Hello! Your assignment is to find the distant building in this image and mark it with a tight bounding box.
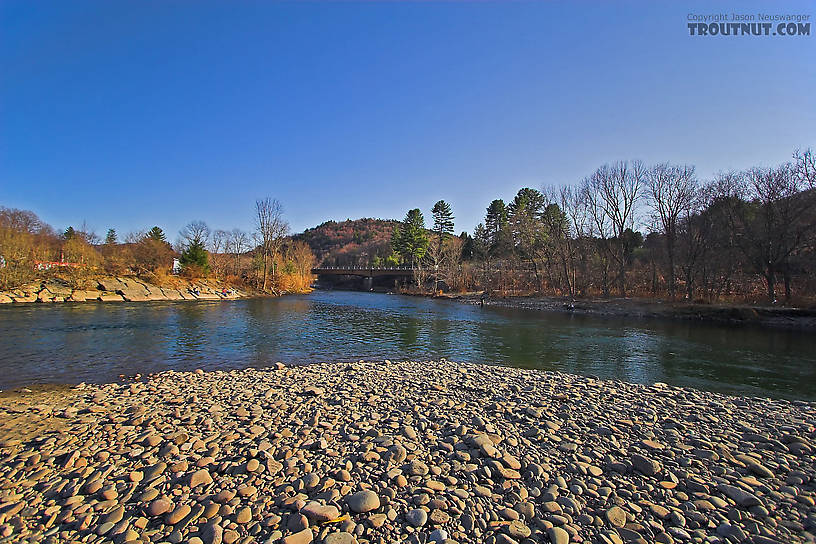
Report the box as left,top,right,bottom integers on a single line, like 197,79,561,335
172,258,181,274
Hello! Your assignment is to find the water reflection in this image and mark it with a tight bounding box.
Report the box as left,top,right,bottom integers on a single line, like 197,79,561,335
0,291,814,400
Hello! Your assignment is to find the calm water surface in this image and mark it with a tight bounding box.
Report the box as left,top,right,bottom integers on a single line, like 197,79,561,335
0,290,814,399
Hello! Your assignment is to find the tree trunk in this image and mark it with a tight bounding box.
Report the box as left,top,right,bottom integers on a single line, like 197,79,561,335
561,254,574,298
784,271,792,302
686,268,694,301
666,238,676,300
262,254,268,291
530,258,541,293
765,264,776,303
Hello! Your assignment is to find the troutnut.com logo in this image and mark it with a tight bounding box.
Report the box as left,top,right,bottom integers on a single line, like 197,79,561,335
687,13,811,36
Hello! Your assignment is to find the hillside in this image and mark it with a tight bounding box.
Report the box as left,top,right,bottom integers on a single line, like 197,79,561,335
294,218,399,267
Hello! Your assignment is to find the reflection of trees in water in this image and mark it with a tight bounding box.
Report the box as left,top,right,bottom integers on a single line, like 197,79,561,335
426,317,461,359
471,321,560,371
243,299,291,366
174,303,210,359
395,317,421,352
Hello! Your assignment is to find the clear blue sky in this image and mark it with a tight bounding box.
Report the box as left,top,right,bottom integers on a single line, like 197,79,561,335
2,1,814,239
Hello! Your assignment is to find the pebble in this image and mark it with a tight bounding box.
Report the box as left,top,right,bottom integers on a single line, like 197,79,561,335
405,508,428,527
346,490,380,513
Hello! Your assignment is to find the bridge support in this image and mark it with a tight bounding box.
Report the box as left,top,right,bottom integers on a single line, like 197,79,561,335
362,276,373,291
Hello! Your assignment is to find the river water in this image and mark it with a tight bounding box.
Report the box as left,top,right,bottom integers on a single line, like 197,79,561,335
0,290,813,399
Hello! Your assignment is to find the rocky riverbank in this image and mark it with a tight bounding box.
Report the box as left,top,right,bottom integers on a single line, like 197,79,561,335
0,360,814,544
0,276,249,304
450,294,816,331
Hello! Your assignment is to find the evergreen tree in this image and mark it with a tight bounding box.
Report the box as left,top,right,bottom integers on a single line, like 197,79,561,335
460,231,474,260
179,239,209,272
484,199,511,257
63,226,76,240
508,188,547,259
147,226,167,242
105,228,117,245
473,223,489,257
472,222,491,285
431,200,454,241
391,209,429,267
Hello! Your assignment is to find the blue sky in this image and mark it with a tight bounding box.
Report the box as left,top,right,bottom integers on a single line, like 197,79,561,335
2,1,814,239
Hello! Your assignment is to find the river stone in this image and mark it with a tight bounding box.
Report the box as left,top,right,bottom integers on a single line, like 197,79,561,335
324,533,357,544
385,444,407,464
236,506,252,524
148,498,173,516
302,502,340,523
405,508,428,527
202,523,223,544
346,490,380,513
189,468,213,487
718,484,762,507
282,528,313,544
507,520,531,538
632,454,661,476
406,459,429,476
749,462,774,479
167,504,191,525
143,462,167,481
429,509,450,524
548,526,570,544
605,506,627,527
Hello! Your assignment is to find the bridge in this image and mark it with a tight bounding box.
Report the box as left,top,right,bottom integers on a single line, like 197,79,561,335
311,266,416,278
311,266,417,290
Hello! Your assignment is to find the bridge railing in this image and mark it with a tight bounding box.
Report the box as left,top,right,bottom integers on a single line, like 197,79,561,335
312,266,417,271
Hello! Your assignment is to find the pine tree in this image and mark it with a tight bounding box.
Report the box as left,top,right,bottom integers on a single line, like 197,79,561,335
179,239,209,272
146,226,167,242
105,228,117,245
431,200,454,241
485,199,511,257
391,209,429,268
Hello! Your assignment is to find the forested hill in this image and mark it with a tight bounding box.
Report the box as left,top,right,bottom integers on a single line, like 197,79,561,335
293,218,399,267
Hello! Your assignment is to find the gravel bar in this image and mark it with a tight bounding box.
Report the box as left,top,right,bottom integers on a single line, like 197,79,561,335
0,360,814,544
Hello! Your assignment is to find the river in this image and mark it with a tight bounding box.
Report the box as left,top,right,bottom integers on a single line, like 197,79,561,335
0,290,813,399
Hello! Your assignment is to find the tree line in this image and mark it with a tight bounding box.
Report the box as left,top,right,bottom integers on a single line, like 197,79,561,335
389,148,816,304
0,197,315,294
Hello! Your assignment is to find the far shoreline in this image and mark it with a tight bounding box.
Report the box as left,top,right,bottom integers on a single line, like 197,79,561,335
0,274,311,305
5,278,815,332
415,291,816,332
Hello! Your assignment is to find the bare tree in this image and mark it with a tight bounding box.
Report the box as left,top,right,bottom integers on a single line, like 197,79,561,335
228,229,250,276
178,220,210,250
441,236,464,291
255,198,289,291
210,229,229,278
584,161,645,297
78,221,101,245
794,148,815,189
543,185,586,298
731,163,816,302
645,163,697,299
559,184,592,297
